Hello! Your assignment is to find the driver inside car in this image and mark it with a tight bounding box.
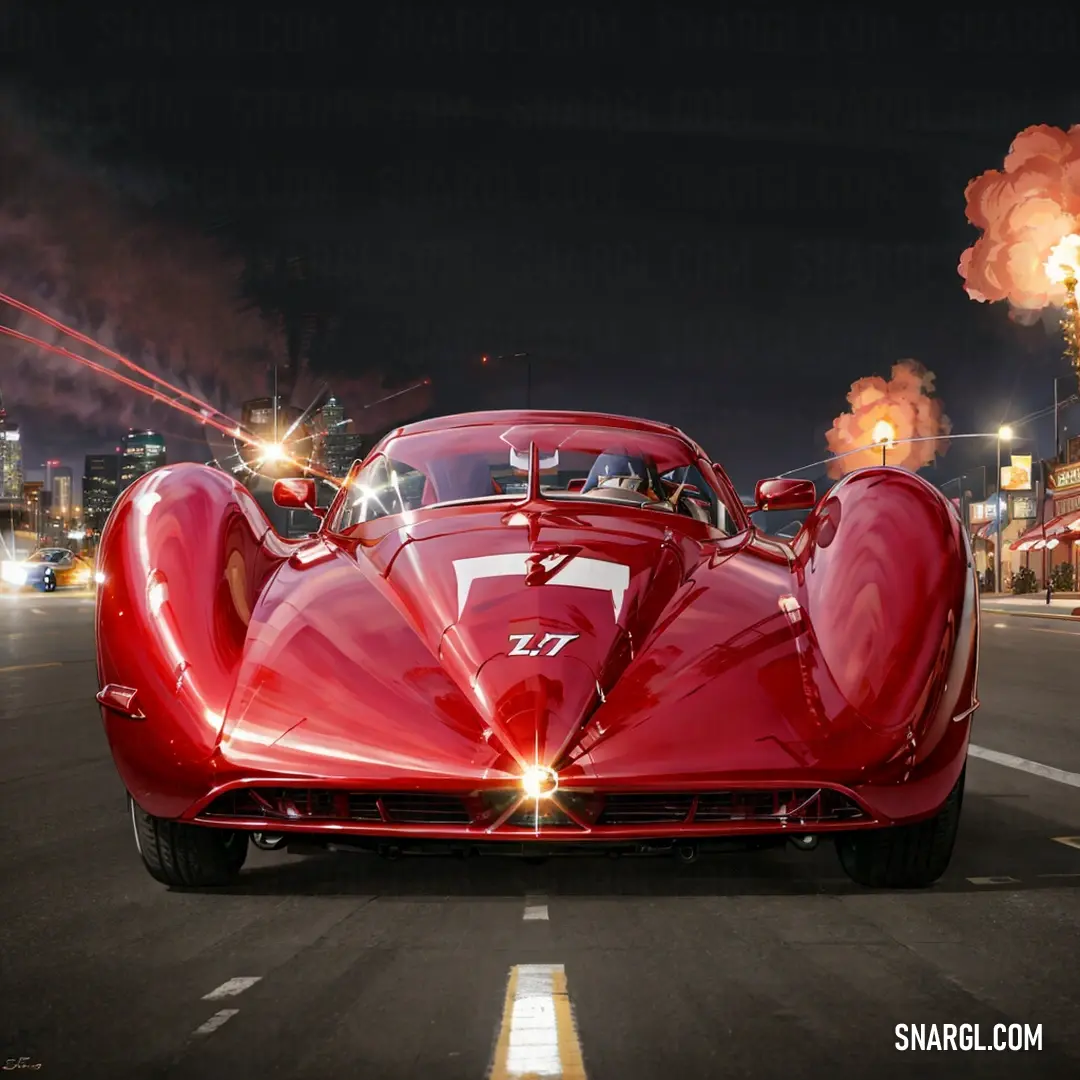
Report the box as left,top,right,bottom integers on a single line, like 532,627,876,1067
580,451,664,503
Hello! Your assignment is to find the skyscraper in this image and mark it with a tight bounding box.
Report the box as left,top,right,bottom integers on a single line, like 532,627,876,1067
316,396,364,478
51,466,73,521
120,430,167,490
0,387,24,504
83,454,120,532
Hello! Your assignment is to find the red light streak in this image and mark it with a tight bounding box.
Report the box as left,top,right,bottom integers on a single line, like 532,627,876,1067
0,289,431,486
0,323,336,484
0,290,233,427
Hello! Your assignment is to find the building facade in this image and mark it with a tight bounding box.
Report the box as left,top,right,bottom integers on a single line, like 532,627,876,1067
83,454,121,532
0,387,23,505
316,396,364,478
51,466,74,522
120,431,166,490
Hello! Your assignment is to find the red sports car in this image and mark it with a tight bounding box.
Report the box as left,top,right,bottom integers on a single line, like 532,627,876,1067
95,410,978,889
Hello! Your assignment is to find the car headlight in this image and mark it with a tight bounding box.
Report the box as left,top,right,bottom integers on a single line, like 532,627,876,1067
1,562,27,586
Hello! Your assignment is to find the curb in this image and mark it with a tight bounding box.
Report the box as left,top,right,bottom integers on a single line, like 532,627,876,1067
982,607,1080,622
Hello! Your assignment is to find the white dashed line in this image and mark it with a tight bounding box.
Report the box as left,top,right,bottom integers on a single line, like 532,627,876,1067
523,899,549,921
966,876,1020,885
30,608,44,615
969,745,1080,789
202,977,262,1000
193,1010,238,1036
992,623,1007,628
1051,837,1080,851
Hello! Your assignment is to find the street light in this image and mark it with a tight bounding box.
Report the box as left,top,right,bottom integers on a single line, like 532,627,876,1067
872,419,896,466
995,425,1013,595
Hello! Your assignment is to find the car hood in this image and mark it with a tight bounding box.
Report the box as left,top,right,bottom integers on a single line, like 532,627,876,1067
215,510,735,780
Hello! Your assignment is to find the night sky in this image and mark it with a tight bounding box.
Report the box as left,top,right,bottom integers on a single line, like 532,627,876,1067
4,2,1080,500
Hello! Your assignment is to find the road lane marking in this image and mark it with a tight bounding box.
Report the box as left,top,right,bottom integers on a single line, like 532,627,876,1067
966,876,1020,885
1051,837,1080,851
986,619,1080,635
0,662,62,674
489,964,587,1080
981,608,1080,621
969,745,1080,789
524,896,549,921
203,977,262,1000
193,1010,239,1036
1038,872,1080,878
30,608,44,615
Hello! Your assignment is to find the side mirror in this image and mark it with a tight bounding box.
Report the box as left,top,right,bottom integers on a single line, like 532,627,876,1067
753,478,817,512
272,478,323,516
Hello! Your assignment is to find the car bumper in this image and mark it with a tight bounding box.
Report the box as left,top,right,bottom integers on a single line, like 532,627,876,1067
172,714,971,842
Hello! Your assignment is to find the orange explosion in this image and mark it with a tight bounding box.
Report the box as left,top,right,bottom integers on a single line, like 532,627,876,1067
960,124,1080,316
825,360,951,478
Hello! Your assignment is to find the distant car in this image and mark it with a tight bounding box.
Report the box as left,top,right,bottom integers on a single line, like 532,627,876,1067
1,547,94,591
96,409,978,890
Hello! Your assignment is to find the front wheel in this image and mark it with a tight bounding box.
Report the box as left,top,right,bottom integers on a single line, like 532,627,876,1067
835,766,965,888
129,796,248,887
43,571,56,592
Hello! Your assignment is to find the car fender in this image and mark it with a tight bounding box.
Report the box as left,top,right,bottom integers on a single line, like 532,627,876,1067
791,467,977,773
95,463,294,815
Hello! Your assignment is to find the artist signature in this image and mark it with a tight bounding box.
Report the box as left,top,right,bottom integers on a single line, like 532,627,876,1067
2,1059,42,1071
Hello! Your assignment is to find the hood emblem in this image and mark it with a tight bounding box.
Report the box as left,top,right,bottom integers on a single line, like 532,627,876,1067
508,632,579,657
453,553,630,618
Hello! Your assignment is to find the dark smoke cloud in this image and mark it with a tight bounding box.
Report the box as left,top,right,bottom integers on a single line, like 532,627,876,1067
0,100,428,438
824,360,951,479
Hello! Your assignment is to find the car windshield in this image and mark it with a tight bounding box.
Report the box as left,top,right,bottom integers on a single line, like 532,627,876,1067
27,551,68,563
329,422,738,533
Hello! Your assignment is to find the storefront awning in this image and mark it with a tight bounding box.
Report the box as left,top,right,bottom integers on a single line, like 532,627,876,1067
1009,510,1080,550
1046,508,1080,537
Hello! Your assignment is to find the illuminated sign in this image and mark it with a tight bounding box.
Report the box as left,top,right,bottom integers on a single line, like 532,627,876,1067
1,430,18,441
1010,495,1036,519
1053,462,1080,491
1000,455,1032,490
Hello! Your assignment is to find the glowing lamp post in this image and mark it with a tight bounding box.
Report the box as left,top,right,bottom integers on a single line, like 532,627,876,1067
995,425,1013,595
872,420,896,466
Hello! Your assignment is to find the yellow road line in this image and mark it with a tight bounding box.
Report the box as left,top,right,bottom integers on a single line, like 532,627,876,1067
0,661,63,674
489,964,587,1080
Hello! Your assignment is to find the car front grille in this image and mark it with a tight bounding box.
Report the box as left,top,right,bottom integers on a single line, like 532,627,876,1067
199,786,867,828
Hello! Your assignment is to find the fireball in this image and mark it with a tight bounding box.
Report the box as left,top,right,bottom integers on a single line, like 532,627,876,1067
825,360,951,479
960,125,1080,313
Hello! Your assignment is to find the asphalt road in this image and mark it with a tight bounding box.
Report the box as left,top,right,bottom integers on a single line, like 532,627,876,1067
2,593,1079,1080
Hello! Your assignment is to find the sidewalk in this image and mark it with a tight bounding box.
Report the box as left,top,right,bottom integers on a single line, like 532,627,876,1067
980,594,1080,619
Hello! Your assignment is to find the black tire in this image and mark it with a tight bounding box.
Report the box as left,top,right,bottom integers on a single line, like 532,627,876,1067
43,572,56,592
129,796,248,887
835,766,965,888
